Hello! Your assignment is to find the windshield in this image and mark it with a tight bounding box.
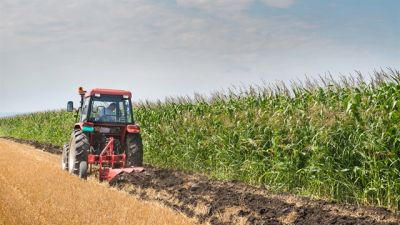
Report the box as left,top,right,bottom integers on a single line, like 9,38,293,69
88,95,133,124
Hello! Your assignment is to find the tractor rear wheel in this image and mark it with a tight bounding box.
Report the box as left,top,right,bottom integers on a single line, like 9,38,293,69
68,129,89,179
126,133,143,167
61,144,69,171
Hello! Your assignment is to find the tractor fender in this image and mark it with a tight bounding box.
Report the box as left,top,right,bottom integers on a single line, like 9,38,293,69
74,123,83,130
127,124,141,133
74,122,95,130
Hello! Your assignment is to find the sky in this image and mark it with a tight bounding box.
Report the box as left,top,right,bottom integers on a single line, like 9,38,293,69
0,0,399,114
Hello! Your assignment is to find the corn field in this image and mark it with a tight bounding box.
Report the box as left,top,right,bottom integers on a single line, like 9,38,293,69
1,69,399,211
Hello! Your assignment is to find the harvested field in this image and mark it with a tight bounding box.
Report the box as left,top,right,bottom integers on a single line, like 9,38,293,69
3,138,399,225
0,139,196,225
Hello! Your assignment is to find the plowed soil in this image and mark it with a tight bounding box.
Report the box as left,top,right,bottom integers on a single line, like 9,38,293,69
0,139,196,225
113,167,399,225
3,138,400,225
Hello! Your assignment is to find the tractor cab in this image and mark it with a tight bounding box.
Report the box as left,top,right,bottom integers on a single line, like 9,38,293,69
64,87,144,181
68,88,134,124
81,89,133,124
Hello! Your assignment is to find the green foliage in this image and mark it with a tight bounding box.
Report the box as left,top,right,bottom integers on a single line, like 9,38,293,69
0,110,75,146
0,69,399,211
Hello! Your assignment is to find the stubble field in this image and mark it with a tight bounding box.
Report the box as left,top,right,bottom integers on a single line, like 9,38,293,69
0,139,195,225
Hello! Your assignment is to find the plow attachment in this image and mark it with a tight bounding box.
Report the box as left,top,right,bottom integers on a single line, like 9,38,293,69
87,137,145,182
102,167,145,182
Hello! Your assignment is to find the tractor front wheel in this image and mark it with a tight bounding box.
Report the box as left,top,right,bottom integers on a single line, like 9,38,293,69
68,129,89,179
126,133,143,167
78,161,88,179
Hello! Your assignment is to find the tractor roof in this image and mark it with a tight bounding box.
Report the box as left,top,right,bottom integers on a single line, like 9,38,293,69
85,88,132,98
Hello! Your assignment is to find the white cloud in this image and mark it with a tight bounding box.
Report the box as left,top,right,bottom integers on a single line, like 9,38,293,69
261,0,296,8
176,0,252,13
176,0,297,11
0,0,315,56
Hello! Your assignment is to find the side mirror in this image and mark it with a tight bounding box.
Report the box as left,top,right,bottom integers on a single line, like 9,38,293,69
67,101,74,112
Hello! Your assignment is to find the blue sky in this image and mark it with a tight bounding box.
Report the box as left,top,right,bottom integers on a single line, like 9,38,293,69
0,0,399,114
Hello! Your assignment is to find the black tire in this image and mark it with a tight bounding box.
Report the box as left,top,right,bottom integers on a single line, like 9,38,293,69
61,144,69,171
126,133,143,167
68,130,89,177
78,161,88,179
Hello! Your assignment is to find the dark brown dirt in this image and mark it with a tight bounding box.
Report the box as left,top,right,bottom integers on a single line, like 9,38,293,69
4,137,61,154
111,166,399,225
6,137,400,225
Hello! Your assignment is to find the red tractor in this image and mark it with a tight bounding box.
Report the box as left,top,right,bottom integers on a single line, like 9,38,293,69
62,87,144,181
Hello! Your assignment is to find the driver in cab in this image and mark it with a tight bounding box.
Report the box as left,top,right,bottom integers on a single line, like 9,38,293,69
99,103,117,122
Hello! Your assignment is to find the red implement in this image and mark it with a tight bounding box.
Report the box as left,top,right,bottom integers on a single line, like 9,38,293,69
88,137,144,182
104,167,145,181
